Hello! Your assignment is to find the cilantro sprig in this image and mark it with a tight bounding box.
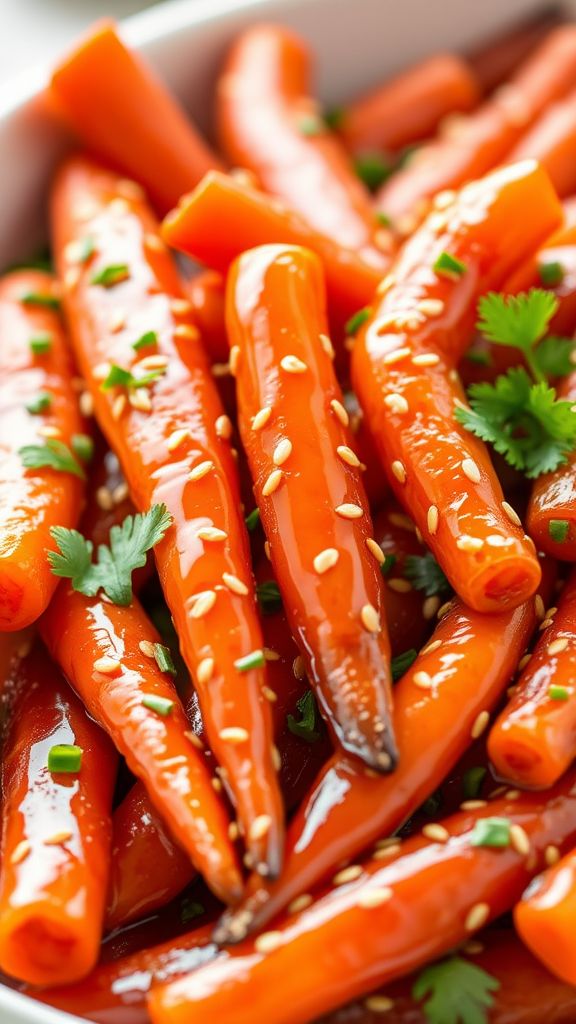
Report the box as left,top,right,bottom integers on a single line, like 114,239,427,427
20,439,86,479
287,690,320,743
404,553,451,598
48,504,172,606
413,956,499,1024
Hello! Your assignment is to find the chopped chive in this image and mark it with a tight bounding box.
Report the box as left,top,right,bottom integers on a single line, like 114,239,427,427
71,434,94,463
381,553,396,576
324,107,345,131
375,211,393,228
25,391,52,414
297,114,325,136
245,507,260,531
141,694,175,717
391,648,418,682
102,365,132,390
21,291,60,310
256,580,282,614
287,689,320,743
353,153,393,191
465,348,492,367
234,649,265,672
29,333,53,355
549,519,569,543
549,684,571,701
422,789,443,817
462,765,487,800
91,264,130,288
48,743,83,773
345,306,372,337
434,251,467,279
132,330,158,351
539,261,565,288
180,899,205,925
470,816,510,848
154,643,177,676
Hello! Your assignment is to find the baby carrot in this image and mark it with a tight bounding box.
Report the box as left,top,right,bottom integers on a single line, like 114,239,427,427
0,269,84,631
187,270,228,364
228,243,396,771
527,370,576,559
468,8,565,94
510,88,576,198
50,20,221,214
515,845,576,986
51,153,284,880
0,643,116,985
373,504,433,656
503,217,576,336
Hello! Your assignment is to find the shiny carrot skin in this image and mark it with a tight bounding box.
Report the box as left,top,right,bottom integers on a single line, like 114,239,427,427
527,371,576,559
187,270,228,365
149,774,576,1024
503,217,576,336
352,161,560,612
510,88,576,198
162,171,382,331
216,574,549,941
338,55,480,155
375,25,576,223
515,845,576,986
372,505,431,656
217,24,387,265
50,20,221,214
51,155,283,879
228,243,396,770
488,568,576,789
0,269,84,630
0,643,116,985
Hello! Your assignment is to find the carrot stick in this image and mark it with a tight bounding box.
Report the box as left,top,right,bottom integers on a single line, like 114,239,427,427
228,243,396,770
217,25,387,265
162,170,382,331
216,568,551,942
375,25,576,224
515,844,576,986
0,643,117,985
527,370,576,559
509,88,576,198
467,8,566,94
51,153,284,880
338,55,480,155
0,269,85,631
148,773,576,1024
353,161,560,612
503,217,576,336
49,20,222,215
187,270,228,364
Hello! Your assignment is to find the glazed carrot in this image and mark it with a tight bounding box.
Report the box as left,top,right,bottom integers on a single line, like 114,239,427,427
503,217,576,336
162,171,382,331
149,774,576,1024
375,25,576,224
0,269,85,631
0,643,116,985
187,270,228,364
527,371,576,559
515,845,576,986
509,88,576,197
217,25,387,266
216,573,549,941
338,55,480,155
50,20,221,214
352,161,560,612
488,568,576,788
372,505,431,656
228,243,396,770
468,8,565,94
51,154,284,880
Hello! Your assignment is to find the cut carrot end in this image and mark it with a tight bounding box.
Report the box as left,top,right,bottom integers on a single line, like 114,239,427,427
467,556,541,613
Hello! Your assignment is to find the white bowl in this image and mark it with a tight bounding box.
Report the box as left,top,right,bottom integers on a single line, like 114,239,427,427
0,0,566,1018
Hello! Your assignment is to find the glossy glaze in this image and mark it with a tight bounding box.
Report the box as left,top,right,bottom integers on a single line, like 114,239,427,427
528,371,576,559
504,216,576,336
373,505,431,656
510,88,576,197
515,845,576,987
352,161,560,612
0,644,116,985
51,154,284,881
0,270,84,631
187,271,229,365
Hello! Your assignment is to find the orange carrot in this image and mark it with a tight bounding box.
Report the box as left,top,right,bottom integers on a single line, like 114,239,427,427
515,844,576,986
527,370,576,559
510,88,576,198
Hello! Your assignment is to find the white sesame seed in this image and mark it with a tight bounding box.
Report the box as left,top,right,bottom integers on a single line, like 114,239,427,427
434,190,456,210
465,903,490,932
37,425,61,439
387,578,412,593
501,501,522,527
548,638,569,655
461,458,481,483
423,596,441,620
313,548,340,574
364,996,395,1013
249,815,272,841
93,361,112,381
174,324,200,341
471,710,490,739
197,526,228,542
421,639,442,655
264,540,271,561
10,840,31,865
252,406,272,432
263,686,277,702
534,595,545,619
44,830,73,845
262,468,284,496
219,727,249,744
215,414,233,439
545,844,560,866
229,345,240,375
191,590,217,618
112,482,129,507
112,394,127,420
79,391,94,416
383,347,411,366
422,823,450,842
139,355,168,371
293,655,306,680
414,671,434,689
139,640,156,658
196,658,215,685
273,438,292,466
518,653,531,671
427,505,439,535
189,460,214,482
510,824,530,856
460,800,487,811
144,232,165,252
330,398,349,426
320,333,335,358
255,931,283,954
357,886,393,908
335,503,364,520
222,573,249,596
288,894,313,914
280,354,307,374
170,298,193,316
129,389,152,412
366,537,385,564
95,486,113,511
263,648,280,662
337,445,361,468
333,865,363,886
361,603,380,633
437,600,453,619
166,428,190,452
93,656,121,675
384,393,409,414
418,299,445,317
412,352,440,367
272,744,281,771
212,777,223,792
391,460,407,484
456,535,484,553
228,822,240,842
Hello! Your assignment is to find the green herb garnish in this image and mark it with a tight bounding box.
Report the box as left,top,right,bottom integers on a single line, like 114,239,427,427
154,643,177,676
549,519,570,543
142,694,175,717
404,553,451,598
48,744,83,773
462,766,487,800
354,153,393,191
434,251,467,279
29,332,53,354
234,649,265,673
20,440,85,479
21,292,60,310
470,816,510,848
549,684,571,701
245,507,261,531
256,580,283,614
413,956,499,1024
90,264,130,287
132,331,158,351
101,363,164,391
71,434,94,463
539,260,565,287
287,690,320,743
391,648,418,681
25,392,52,414
345,306,372,336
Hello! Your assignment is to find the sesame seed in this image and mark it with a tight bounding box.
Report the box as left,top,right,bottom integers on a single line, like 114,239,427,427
384,393,409,414
10,840,31,865
293,655,306,680
412,352,440,367
421,638,442,655
139,355,169,370
422,823,450,842
434,189,456,210
389,512,415,531
460,800,487,810
170,298,193,316
391,460,407,484
219,727,249,744
143,232,165,252
313,548,339,574
373,845,402,861
190,590,217,618
197,526,228,542
129,389,152,412
222,573,249,596
288,894,313,914
255,931,283,954
510,824,530,856
501,501,521,527
366,537,385,564
437,600,453,619
456,536,484,553
330,398,349,425
333,865,363,886
534,595,545,619
414,671,434,689
518,653,531,671
249,815,272,841
461,458,481,483
262,468,284,496
271,744,282,771
185,730,204,750
189,460,214,482
335,503,364,520
263,686,277,703
357,886,393,908
337,445,361,468
320,333,335,358
228,822,240,842
229,345,240,375
166,428,190,452
418,298,445,317
44,830,73,845
212,777,223,792
96,486,114,511
280,354,307,374
383,347,411,366
471,710,489,739
174,324,200,342
422,596,441,619
427,505,439,535
139,640,156,658
263,648,280,662
264,540,271,560
505,789,521,800
108,309,126,333
364,996,395,1013
37,425,61,439
112,394,126,420
273,438,292,466
93,656,121,675
465,903,490,932
374,228,395,252
387,578,412,594
197,658,215,685
545,844,560,866
79,391,94,416
252,407,272,432
213,363,231,377
361,603,380,633
112,482,129,505
215,414,233,439
548,638,569,655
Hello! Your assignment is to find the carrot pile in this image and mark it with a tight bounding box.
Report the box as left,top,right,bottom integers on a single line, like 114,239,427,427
3,10,576,1024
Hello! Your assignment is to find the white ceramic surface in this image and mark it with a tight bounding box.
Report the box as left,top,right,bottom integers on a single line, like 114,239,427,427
0,0,570,1019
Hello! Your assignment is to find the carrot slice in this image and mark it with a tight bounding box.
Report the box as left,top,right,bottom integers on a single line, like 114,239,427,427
515,845,576,986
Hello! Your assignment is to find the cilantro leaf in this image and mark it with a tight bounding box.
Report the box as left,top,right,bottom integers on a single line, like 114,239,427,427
48,504,172,606
456,368,576,478
256,580,283,614
404,553,451,598
19,440,85,479
287,690,320,743
477,290,558,355
532,335,575,379
392,648,418,681
413,956,499,1024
